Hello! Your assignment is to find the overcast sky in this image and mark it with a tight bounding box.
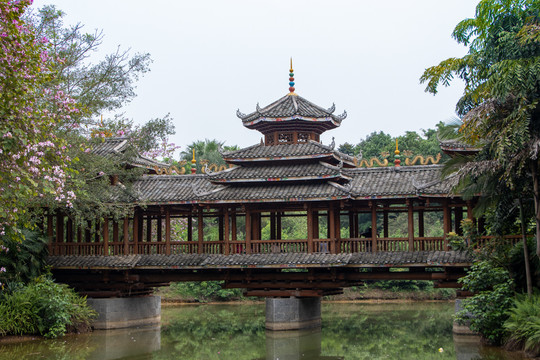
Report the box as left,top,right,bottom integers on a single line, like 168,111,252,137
32,0,478,150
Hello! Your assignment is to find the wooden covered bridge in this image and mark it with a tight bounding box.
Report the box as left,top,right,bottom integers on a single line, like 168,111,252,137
45,66,510,302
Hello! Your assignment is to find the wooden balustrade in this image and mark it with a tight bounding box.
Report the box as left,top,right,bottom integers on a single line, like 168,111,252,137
50,235,527,256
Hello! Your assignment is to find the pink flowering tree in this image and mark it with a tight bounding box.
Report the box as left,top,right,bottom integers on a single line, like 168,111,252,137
0,0,79,239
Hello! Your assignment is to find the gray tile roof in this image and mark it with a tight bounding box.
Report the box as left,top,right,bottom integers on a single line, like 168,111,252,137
345,165,451,198
91,137,167,170
47,251,472,269
237,94,346,124
207,162,348,183
134,175,214,203
222,141,355,165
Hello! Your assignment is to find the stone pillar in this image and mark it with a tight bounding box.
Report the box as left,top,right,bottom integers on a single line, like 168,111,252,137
265,297,321,331
87,295,161,330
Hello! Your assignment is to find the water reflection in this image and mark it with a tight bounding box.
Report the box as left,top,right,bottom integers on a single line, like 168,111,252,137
0,302,529,360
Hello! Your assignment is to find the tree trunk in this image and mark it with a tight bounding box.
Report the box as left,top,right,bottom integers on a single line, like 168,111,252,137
518,198,533,297
531,160,540,259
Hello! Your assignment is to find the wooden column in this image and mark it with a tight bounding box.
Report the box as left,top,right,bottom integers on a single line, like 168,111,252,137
276,212,282,240
334,207,341,253
146,215,152,242
443,200,451,251
466,201,474,220
313,211,319,239
165,209,171,255
348,211,355,239
157,215,162,242
270,212,276,240
55,214,63,254
407,200,414,251
133,211,139,255
47,214,54,254
370,202,377,253
245,209,252,254
188,213,193,242
66,219,73,243
252,212,261,241
231,210,237,241
329,205,336,254
113,221,119,243
418,209,425,237
123,217,129,255
85,220,91,243
455,207,463,235
353,212,359,238
224,208,230,255
383,210,389,238
307,206,314,253
218,210,224,241
198,208,204,254
103,218,109,255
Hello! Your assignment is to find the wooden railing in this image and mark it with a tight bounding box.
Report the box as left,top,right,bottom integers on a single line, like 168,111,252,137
51,235,524,256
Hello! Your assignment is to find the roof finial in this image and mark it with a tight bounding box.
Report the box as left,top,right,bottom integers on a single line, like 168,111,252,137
288,57,296,95
191,148,197,174
394,139,401,167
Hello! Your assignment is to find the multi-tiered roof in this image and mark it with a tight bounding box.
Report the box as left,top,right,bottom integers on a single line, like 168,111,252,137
130,62,453,205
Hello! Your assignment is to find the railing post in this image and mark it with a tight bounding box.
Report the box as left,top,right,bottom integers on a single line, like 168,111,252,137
103,217,109,256
165,209,171,255
407,200,414,251
370,201,377,253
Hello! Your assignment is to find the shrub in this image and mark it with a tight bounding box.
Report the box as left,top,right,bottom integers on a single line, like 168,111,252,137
504,294,540,356
455,261,514,344
0,276,96,338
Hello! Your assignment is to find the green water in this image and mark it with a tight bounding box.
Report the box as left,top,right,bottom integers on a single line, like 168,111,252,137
0,302,526,360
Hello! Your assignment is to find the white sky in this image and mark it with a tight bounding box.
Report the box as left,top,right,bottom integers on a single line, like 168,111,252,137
32,0,478,150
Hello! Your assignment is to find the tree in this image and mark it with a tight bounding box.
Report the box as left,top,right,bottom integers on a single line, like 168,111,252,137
180,139,239,173
420,0,540,257
30,5,151,124
0,0,79,238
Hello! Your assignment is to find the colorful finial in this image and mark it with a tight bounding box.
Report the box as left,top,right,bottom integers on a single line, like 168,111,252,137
288,57,296,94
191,148,197,174
394,139,401,167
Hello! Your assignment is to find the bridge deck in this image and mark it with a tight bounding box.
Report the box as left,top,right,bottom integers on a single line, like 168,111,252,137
48,250,472,270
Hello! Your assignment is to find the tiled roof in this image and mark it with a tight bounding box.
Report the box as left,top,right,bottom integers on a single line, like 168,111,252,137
237,94,346,125
439,139,480,151
222,141,355,165
346,165,451,198
91,137,168,170
134,175,215,203
47,251,472,269
207,162,348,183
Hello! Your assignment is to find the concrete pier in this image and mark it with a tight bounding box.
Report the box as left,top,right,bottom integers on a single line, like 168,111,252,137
87,295,161,330
265,297,321,331
453,298,477,335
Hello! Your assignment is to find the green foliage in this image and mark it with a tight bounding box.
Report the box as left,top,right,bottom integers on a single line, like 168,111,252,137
504,293,540,355
0,276,96,338
167,281,244,302
456,261,515,344
0,228,48,290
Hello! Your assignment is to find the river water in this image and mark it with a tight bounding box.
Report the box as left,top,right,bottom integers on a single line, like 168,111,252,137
0,302,527,360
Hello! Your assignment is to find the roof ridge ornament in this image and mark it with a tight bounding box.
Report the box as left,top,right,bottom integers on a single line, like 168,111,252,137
236,109,247,119
330,136,335,150
336,110,347,121
287,57,297,96
327,103,336,114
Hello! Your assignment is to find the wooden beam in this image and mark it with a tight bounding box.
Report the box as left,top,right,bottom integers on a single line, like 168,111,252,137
198,208,204,254
165,209,171,255
407,200,414,251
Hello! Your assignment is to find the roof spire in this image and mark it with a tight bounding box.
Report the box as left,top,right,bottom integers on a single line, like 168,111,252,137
394,139,401,167
288,57,297,96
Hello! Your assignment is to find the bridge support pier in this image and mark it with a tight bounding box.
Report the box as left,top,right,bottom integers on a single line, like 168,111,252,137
265,297,321,331
453,298,476,335
87,296,161,330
